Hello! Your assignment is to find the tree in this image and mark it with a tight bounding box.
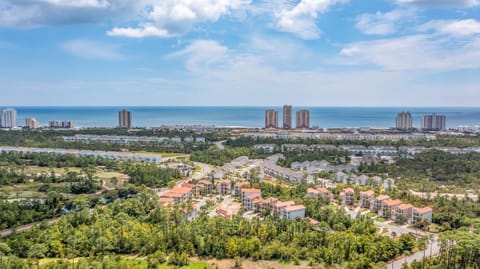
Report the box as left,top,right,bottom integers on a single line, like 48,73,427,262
28,244,47,269
0,243,11,264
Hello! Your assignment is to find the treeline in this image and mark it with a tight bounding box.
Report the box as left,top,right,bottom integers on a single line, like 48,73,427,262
0,194,417,268
359,150,480,184
190,147,271,166
277,149,351,167
225,135,480,148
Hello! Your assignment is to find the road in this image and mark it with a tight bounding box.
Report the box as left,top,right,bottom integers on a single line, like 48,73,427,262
386,237,440,269
192,162,212,180
0,218,60,237
409,189,478,201
213,140,226,150
208,196,233,217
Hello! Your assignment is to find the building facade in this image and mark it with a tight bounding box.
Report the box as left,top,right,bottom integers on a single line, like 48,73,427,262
0,108,17,128
119,109,132,129
265,109,279,129
25,117,40,129
283,105,292,129
296,110,310,129
421,113,446,131
396,112,413,130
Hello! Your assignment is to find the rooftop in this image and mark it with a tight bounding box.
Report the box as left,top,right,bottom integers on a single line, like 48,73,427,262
376,195,391,200
384,199,402,206
344,188,355,193
361,190,375,196
398,203,413,210
414,207,433,214
285,205,306,211
242,188,261,193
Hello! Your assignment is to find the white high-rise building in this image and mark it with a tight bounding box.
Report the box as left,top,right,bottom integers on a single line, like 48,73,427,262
0,108,17,128
396,112,413,130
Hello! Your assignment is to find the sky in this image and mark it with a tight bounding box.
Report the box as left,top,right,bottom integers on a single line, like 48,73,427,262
0,0,479,106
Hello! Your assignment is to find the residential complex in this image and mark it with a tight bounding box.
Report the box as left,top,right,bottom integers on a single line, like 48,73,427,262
0,146,162,163
0,108,17,128
396,112,412,130
421,113,446,131
265,109,279,129
119,109,132,129
296,109,310,129
283,105,292,129
24,117,40,129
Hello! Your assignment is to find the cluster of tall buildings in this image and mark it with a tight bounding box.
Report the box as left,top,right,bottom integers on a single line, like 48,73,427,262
0,108,17,128
265,105,310,129
396,112,447,131
49,120,74,129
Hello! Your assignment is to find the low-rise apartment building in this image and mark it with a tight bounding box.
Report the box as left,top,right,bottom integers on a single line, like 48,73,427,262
216,179,231,195
360,190,375,208
412,207,433,224
380,199,402,218
341,188,355,205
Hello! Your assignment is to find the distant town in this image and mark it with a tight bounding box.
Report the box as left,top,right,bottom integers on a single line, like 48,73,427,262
0,106,473,134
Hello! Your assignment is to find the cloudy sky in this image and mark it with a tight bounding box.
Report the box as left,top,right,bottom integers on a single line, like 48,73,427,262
0,0,479,106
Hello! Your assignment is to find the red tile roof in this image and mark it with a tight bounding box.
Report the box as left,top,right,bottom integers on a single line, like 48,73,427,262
398,203,413,210
361,190,375,196
285,205,306,211
384,199,402,206
414,207,432,214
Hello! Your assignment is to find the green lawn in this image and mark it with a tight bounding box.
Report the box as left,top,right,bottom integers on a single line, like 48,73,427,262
376,217,386,222
366,212,377,218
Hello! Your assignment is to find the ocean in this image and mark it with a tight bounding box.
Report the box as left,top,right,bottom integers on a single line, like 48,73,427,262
6,106,480,129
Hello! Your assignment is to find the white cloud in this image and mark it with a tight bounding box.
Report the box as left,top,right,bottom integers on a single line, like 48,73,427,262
61,39,124,60
274,0,348,39
108,0,251,38
356,9,413,35
167,40,230,72
395,0,479,8
39,0,110,8
419,19,480,37
339,34,480,71
107,25,171,38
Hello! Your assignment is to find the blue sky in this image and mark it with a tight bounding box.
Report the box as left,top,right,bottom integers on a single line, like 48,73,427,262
0,0,479,106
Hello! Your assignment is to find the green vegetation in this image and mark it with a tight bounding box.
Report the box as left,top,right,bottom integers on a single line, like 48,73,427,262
0,130,214,154
0,191,416,268
225,135,480,148
360,150,480,186
0,152,181,229
190,147,270,166
398,230,480,269
276,149,351,167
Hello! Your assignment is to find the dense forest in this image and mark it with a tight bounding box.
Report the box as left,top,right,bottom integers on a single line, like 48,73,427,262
190,147,271,166
0,191,419,269
276,149,351,167
359,150,480,185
